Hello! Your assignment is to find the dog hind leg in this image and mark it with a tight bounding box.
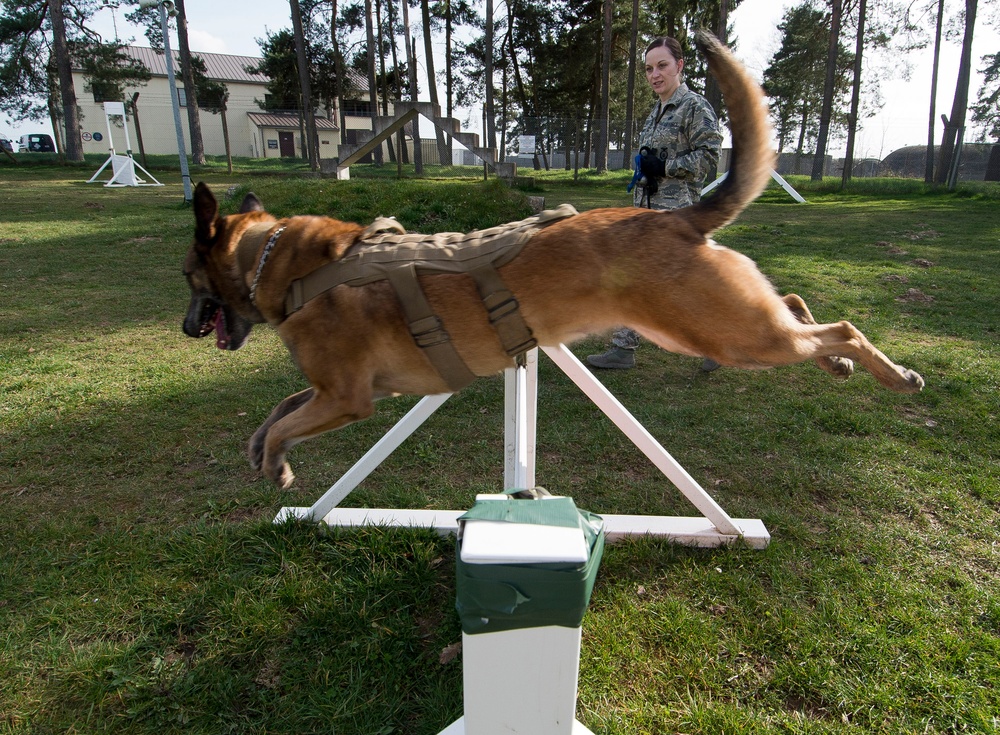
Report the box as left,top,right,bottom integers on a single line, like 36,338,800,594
782,294,855,380
795,318,924,393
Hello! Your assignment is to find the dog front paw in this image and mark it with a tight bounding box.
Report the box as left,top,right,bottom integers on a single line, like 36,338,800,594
264,460,296,489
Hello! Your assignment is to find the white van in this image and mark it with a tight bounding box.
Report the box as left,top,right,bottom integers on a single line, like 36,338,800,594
19,133,56,153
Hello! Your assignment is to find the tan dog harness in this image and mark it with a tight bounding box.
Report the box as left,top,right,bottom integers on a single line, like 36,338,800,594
282,203,579,391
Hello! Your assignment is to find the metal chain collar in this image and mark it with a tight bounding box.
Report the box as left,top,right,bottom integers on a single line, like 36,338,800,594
249,226,286,308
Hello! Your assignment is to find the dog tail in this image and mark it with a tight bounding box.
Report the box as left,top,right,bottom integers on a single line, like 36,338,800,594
678,31,776,237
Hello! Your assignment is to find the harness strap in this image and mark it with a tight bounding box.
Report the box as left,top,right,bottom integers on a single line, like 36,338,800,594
468,263,537,357
385,264,477,391
280,204,578,392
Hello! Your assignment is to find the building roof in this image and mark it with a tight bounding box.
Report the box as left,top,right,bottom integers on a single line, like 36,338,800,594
121,46,368,92
124,46,269,85
247,112,339,131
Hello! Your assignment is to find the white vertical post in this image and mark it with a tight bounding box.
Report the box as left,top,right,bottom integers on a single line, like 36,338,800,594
504,348,538,489
103,104,117,157
460,626,589,735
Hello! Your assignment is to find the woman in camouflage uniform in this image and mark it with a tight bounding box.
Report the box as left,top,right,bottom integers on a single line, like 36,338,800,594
587,36,723,371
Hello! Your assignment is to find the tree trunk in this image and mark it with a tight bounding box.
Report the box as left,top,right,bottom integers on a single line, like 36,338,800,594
500,50,508,162
935,0,978,185
485,0,496,156
841,0,866,186
174,0,206,165
505,19,536,168
421,0,449,164
811,0,841,181
704,0,729,182
925,0,945,183
795,100,810,174
595,0,612,172
364,0,384,165
47,91,65,162
290,0,319,169
48,0,84,162
221,102,233,174
130,93,148,168
375,0,397,164
444,0,453,164
386,0,408,164
565,117,572,171
622,0,640,168
402,0,422,174
330,0,347,145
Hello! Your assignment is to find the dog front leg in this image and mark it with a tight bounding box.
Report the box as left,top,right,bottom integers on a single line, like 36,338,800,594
259,389,376,489
249,388,315,472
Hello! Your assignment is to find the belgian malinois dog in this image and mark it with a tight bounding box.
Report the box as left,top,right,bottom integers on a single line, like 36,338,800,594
183,32,923,489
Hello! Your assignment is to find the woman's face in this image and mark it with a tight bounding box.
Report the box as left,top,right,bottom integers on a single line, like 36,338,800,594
645,46,683,101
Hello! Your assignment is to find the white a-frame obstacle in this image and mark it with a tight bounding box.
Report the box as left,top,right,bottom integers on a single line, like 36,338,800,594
275,344,769,549
88,101,162,188
702,168,805,203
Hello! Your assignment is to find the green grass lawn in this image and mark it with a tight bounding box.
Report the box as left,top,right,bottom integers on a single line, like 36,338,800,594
2,160,999,734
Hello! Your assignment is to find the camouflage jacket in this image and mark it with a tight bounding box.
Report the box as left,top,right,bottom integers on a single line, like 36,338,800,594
633,83,722,210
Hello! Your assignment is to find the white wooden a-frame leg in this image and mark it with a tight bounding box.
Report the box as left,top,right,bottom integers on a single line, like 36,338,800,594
274,392,452,523
700,169,805,203
540,344,743,536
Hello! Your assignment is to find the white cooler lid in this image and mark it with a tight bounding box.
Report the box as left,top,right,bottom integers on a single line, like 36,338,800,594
460,496,589,565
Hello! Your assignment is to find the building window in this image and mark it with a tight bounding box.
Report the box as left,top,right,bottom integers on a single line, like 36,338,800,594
342,100,372,117
91,83,119,103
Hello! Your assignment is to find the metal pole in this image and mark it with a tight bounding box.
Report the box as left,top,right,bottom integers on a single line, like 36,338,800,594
159,2,192,201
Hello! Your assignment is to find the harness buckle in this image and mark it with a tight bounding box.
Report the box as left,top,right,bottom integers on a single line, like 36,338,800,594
409,315,451,348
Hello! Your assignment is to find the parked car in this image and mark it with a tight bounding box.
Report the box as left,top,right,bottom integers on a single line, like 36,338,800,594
0,137,14,153
19,133,56,153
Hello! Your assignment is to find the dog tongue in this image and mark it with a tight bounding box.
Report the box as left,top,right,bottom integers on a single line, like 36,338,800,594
214,310,230,350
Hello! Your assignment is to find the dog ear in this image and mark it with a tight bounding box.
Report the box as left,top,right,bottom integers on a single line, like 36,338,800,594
193,182,219,246
240,193,264,213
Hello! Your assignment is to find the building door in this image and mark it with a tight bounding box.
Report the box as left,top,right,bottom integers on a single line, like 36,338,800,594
279,131,295,158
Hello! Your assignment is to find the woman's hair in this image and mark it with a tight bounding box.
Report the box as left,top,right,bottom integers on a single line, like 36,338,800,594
644,36,683,63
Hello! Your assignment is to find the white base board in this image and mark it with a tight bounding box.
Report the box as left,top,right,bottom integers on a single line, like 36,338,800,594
274,506,770,549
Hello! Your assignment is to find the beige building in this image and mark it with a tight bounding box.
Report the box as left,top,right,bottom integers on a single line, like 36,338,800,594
72,46,374,161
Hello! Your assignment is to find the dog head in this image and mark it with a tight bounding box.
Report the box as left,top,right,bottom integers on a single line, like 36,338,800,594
182,182,274,350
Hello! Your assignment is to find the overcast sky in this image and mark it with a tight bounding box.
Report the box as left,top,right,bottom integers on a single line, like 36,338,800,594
4,0,998,159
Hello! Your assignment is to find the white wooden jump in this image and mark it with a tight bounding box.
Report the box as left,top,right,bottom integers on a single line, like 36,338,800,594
275,344,769,549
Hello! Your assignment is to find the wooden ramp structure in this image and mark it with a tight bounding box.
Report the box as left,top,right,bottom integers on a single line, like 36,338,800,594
328,101,496,178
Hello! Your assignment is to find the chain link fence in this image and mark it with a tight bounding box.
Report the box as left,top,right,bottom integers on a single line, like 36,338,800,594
435,115,998,181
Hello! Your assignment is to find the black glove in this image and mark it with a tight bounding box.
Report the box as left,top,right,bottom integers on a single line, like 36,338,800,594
639,151,667,181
